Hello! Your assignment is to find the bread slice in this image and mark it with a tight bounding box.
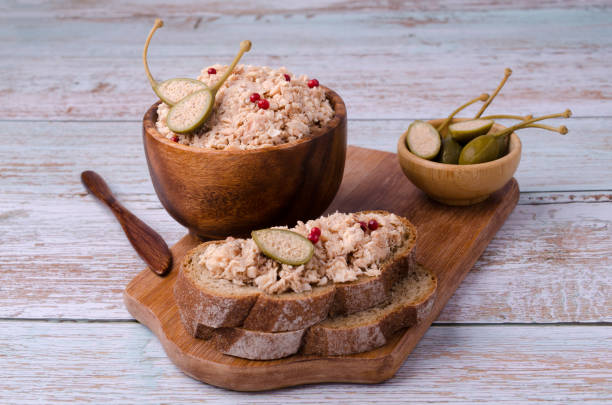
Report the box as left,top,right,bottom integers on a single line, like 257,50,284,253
209,265,436,360
211,327,306,360
174,210,417,334
301,265,437,356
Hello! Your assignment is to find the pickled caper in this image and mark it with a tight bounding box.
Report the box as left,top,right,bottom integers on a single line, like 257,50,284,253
142,19,209,106
437,130,463,164
405,121,441,160
449,119,494,144
252,229,314,266
458,134,501,165
167,40,252,133
436,93,489,133
401,66,571,166
459,110,572,165
474,68,512,118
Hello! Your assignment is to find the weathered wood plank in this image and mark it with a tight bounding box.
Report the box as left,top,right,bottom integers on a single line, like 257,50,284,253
1,6,610,119
0,321,609,402
5,5,611,58
438,202,612,323
4,0,610,19
1,2,609,401
1,193,609,322
1,118,609,194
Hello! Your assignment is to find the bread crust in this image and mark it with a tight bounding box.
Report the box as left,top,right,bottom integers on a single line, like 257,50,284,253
174,210,418,335
212,327,306,360
301,267,437,356
242,285,335,332
207,266,436,360
174,247,260,334
328,211,417,316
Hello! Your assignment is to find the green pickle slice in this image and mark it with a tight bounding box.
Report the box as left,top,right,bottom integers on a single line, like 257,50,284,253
166,39,251,134
142,19,210,106
155,78,208,106
252,229,314,266
449,119,494,144
405,121,441,160
167,89,214,133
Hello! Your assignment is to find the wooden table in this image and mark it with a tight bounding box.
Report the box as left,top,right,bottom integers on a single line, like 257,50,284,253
1,1,610,403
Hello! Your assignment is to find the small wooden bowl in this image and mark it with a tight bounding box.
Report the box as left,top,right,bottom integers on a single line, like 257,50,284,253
143,87,347,239
397,118,521,206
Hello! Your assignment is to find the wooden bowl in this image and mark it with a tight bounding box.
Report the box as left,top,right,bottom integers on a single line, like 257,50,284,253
397,118,521,206
143,87,347,239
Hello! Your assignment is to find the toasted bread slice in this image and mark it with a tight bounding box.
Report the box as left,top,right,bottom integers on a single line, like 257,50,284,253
301,265,436,356
174,210,417,334
210,265,436,360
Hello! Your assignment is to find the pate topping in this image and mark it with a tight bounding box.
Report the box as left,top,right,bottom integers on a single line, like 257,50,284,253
156,64,334,150
198,212,407,294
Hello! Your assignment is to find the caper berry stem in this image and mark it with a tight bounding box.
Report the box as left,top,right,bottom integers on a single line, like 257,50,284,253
210,40,252,94
491,109,572,138
436,93,489,133
523,123,569,135
474,68,512,118
142,19,164,88
480,114,532,121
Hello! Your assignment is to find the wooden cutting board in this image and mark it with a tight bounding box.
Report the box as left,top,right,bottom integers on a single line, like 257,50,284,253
124,145,519,391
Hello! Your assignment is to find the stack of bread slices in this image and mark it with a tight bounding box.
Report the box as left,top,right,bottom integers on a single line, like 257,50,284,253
174,210,437,360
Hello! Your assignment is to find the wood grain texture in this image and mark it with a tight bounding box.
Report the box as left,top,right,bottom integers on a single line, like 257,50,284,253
1,2,610,120
1,149,610,322
1,320,610,403
1,0,611,400
123,146,518,390
1,118,610,194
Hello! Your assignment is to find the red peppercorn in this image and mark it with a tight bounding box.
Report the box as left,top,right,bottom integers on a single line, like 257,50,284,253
308,232,320,244
284,74,291,81
308,227,321,243
171,135,179,143
257,99,270,110
368,219,379,231
207,67,217,74
359,221,368,232
249,92,261,102
307,78,319,88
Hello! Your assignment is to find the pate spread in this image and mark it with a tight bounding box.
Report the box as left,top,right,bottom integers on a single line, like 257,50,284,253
156,64,334,150
198,212,407,294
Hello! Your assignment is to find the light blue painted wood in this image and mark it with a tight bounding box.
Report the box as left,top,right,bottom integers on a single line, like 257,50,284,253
0,2,610,119
1,1,611,400
1,321,610,403
0,119,608,194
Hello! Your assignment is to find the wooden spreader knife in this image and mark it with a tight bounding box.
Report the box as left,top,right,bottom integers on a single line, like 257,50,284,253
81,170,172,276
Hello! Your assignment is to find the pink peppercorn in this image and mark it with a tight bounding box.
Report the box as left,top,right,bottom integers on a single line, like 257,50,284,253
359,221,368,232
171,135,179,143
207,67,217,74
284,74,291,81
308,227,321,243
250,92,261,102
307,79,319,88
257,99,270,110
368,219,379,230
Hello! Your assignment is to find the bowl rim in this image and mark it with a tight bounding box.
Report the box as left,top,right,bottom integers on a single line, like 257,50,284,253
397,118,522,170
143,85,346,155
